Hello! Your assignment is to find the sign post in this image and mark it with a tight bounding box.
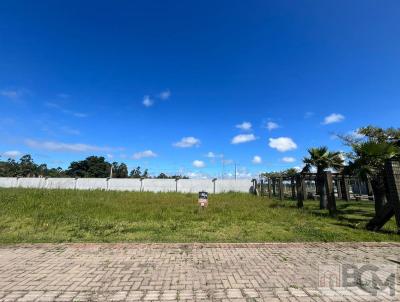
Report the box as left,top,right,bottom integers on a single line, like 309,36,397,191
198,191,208,208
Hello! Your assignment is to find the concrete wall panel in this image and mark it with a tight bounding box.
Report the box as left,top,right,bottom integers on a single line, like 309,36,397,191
47,178,76,189
108,179,142,191
76,178,107,190
0,177,18,188
18,178,47,189
142,179,176,192
215,179,252,193
178,179,214,193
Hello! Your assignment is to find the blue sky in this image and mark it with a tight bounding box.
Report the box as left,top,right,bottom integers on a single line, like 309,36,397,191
1,1,400,178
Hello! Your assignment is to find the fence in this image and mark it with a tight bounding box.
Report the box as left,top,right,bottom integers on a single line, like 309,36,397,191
262,174,373,202
0,177,254,194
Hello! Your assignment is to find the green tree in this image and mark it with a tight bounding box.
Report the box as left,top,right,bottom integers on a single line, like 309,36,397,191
169,174,189,179
37,164,48,177
0,158,19,177
129,166,150,178
261,171,282,196
118,163,128,178
303,147,344,210
46,167,66,178
86,156,111,178
142,169,149,178
112,162,128,178
67,160,86,177
129,166,142,178
284,168,299,200
18,155,37,177
67,156,111,178
358,126,400,145
283,168,298,177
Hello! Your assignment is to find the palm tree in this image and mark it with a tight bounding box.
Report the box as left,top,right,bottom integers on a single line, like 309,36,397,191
341,126,400,216
284,168,299,200
261,171,281,196
303,147,344,210
347,141,399,214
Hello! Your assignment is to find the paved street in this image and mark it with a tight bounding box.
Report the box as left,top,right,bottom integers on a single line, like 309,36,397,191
1,243,400,301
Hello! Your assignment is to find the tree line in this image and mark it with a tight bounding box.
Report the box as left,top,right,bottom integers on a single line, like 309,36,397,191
0,155,187,179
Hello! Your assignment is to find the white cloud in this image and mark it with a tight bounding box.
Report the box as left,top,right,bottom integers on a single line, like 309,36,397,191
266,121,279,131
132,150,157,160
173,137,201,148
24,139,116,153
57,93,70,99
231,134,257,144
252,155,262,164
1,90,19,99
159,89,171,100
330,133,339,140
233,167,255,179
1,150,23,159
61,126,80,136
268,137,297,152
0,89,27,101
347,129,365,139
304,111,314,118
322,113,345,125
192,160,205,168
206,152,216,158
142,95,154,107
186,171,210,179
282,156,296,163
72,112,88,118
206,152,224,159
44,102,59,108
45,102,88,118
222,159,234,165
236,122,252,131
106,154,114,160
205,152,232,165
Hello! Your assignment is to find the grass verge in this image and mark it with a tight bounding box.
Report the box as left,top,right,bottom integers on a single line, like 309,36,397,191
0,188,399,243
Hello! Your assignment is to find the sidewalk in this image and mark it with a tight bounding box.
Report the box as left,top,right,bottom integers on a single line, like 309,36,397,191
1,242,399,301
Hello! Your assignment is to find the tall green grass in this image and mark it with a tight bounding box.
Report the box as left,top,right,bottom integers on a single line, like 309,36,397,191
0,188,399,243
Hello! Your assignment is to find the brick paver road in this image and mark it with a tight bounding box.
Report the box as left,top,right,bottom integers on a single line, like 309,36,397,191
1,243,400,301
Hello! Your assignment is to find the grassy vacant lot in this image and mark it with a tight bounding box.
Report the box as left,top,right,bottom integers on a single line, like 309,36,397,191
0,188,399,243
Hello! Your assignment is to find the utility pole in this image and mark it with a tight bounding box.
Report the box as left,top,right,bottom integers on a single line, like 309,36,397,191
234,162,237,180
110,165,113,178
221,154,224,180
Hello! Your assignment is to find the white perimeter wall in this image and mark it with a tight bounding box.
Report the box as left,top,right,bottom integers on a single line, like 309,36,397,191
142,179,177,192
0,177,254,193
108,179,142,191
76,178,107,190
178,179,214,193
47,178,76,189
